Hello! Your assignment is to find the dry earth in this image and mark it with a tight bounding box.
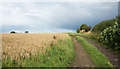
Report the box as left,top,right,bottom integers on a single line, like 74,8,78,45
71,36,95,67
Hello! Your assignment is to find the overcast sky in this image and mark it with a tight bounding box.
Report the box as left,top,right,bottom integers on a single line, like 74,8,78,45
0,1,118,33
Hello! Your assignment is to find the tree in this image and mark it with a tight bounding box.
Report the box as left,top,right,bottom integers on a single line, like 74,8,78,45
79,24,91,32
76,28,80,33
76,24,91,33
10,31,16,33
80,24,87,30
85,26,91,32
25,31,29,33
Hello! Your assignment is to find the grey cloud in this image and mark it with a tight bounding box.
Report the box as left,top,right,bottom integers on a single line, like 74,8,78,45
1,2,118,33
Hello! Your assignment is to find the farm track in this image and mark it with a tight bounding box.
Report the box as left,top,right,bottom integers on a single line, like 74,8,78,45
71,36,95,67
79,36,119,67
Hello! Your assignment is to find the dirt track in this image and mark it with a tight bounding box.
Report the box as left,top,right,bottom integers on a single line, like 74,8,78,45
80,36,119,67
71,36,95,67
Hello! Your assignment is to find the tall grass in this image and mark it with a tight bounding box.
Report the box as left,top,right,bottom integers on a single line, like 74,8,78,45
2,33,70,61
2,38,75,67
0,62,1,68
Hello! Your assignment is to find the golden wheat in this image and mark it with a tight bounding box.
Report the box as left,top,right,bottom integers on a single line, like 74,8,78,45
2,33,70,61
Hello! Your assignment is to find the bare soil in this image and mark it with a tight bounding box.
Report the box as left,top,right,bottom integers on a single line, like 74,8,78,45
80,36,119,67
71,36,95,67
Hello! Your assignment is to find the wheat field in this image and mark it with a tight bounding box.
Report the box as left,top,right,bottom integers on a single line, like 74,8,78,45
2,33,70,61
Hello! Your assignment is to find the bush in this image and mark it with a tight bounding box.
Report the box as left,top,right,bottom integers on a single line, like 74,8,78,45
77,24,91,32
89,32,101,40
100,22,120,50
25,31,29,33
10,31,16,33
80,24,87,30
76,28,80,33
92,18,117,33
116,16,120,24
90,18,117,41
85,26,91,32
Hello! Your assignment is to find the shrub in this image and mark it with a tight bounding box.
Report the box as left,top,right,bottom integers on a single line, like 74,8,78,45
78,24,91,32
85,26,91,32
89,32,101,41
90,18,117,41
10,31,16,33
76,28,80,33
116,16,120,24
100,22,120,50
80,24,87,30
25,31,29,33
92,18,117,33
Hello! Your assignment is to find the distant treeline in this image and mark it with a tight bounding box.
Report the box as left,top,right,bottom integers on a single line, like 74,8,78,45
10,31,29,33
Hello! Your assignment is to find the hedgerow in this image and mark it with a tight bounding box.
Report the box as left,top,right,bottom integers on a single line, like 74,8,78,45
100,22,120,50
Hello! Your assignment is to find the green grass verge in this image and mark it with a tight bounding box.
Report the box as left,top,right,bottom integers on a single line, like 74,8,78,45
2,38,75,67
68,33,82,36
76,36,113,67
0,62,1,69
